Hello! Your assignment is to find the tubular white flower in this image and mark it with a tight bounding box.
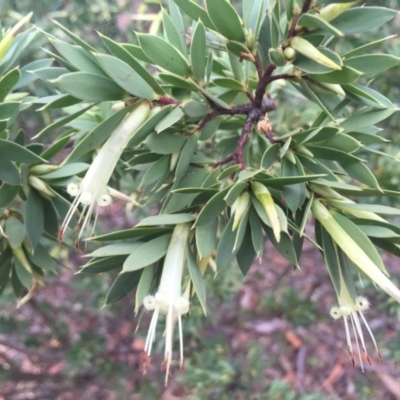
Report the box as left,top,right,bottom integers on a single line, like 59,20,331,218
330,269,381,371
141,223,191,386
58,102,151,243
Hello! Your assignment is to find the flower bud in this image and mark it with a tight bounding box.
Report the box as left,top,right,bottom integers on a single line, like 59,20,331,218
29,164,59,175
231,192,250,231
290,37,342,70
283,46,296,61
252,182,281,242
0,12,33,63
319,2,359,23
28,176,55,198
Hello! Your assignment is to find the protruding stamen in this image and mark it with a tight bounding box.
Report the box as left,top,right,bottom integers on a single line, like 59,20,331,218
67,183,79,196
97,193,112,207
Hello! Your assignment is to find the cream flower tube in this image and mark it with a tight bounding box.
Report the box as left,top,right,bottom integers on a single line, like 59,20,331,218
59,102,151,243
312,199,400,303
141,223,191,386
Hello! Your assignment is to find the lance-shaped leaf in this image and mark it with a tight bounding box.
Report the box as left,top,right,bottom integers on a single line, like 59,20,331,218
324,7,398,35
205,0,246,42
122,234,172,272
190,21,207,82
95,54,157,100
138,34,191,76
173,0,215,29
51,72,125,102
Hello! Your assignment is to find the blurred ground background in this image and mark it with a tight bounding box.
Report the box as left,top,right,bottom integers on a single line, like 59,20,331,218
1,1,400,399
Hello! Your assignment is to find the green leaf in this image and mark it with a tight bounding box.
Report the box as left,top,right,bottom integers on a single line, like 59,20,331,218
243,0,266,35
196,219,217,258
187,246,207,315
224,181,248,207
51,19,96,53
281,157,306,213
25,189,44,251
261,143,280,170
0,139,45,164
199,116,222,140
80,256,126,274
100,33,165,95
105,270,142,305
140,155,171,188
258,14,272,66
122,44,152,64
298,13,344,36
123,234,171,272
145,132,186,155
29,244,58,271
159,73,198,91
11,266,25,298
49,38,105,76
37,94,81,111
329,202,400,216
136,213,195,227
95,54,157,100
249,208,264,258
168,0,187,53
343,35,396,59
341,109,395,132
0,183,19,208
138,34,191,76
317,133,360,153
216,216,238,270
33,104,94,139
0,102,19,127
0,159,20,185
51,72,125,102
226,41,250,59
0,67,21,102
172,0,215,29
321,227,342,295
5,217,26,248
264,225,298,266
155,107,184,133
306,145,362,163
236,225,256,276
14,259,32,289
86,243,143,258
325,7,398,35
205,0,245,42
337,166,380,192
345,54,400,77
344,84,394,109
213,78,244,91
194,186,230,227
311,66,362,85
182,100,208,118
135,265,154,312
175,133,198,180
162,9,187,56
40,163,89,180
270,0,282,48
91,227,172,241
